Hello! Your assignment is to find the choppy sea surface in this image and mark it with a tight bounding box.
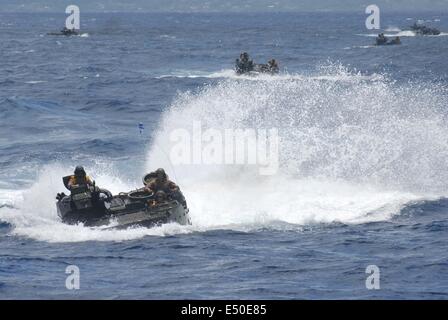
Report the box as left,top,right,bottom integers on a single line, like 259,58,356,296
1,11,448,299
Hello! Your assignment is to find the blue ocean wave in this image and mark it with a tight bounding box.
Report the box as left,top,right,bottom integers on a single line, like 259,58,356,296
0,11,447,299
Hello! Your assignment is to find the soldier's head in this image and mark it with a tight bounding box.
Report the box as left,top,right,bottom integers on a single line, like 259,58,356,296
155,168,167,183
74,166,87,183
74,166,86,178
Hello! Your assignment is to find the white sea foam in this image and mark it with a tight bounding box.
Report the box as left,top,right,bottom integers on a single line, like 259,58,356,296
1,64,447,242
358,30,448,37
145,63,448,232
358,30,417,37
385,27,401,32
25,80,48,84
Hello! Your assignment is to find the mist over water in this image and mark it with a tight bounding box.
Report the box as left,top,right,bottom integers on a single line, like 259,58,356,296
3,65,446,242
2,64,448,242
146,64,448,231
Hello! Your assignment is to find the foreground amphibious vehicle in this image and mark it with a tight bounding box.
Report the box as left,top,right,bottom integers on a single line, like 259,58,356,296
56,176,191,229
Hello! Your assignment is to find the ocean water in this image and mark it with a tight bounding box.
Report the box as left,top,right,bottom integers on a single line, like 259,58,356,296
0,11,448,299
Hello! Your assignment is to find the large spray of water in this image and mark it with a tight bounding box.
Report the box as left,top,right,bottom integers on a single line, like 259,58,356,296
146,65,448,229
1,65,447,242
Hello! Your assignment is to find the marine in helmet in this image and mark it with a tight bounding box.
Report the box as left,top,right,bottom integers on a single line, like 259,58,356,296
145,169,178,193
67,166,93,191
144,168,187,207
267,59,279,74
389,36,401,45
235,52,254,74
376,33,388,45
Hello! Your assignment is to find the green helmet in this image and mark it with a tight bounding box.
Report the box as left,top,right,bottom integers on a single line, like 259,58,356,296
74,166,86,176
155,168,167,180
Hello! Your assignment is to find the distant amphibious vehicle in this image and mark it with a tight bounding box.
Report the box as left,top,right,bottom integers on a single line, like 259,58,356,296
375,33,401,46
410,23,441,36
47,27,79,36
235,52,280,75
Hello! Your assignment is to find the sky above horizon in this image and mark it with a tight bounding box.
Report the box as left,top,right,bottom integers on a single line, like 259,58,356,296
0,0,447,12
